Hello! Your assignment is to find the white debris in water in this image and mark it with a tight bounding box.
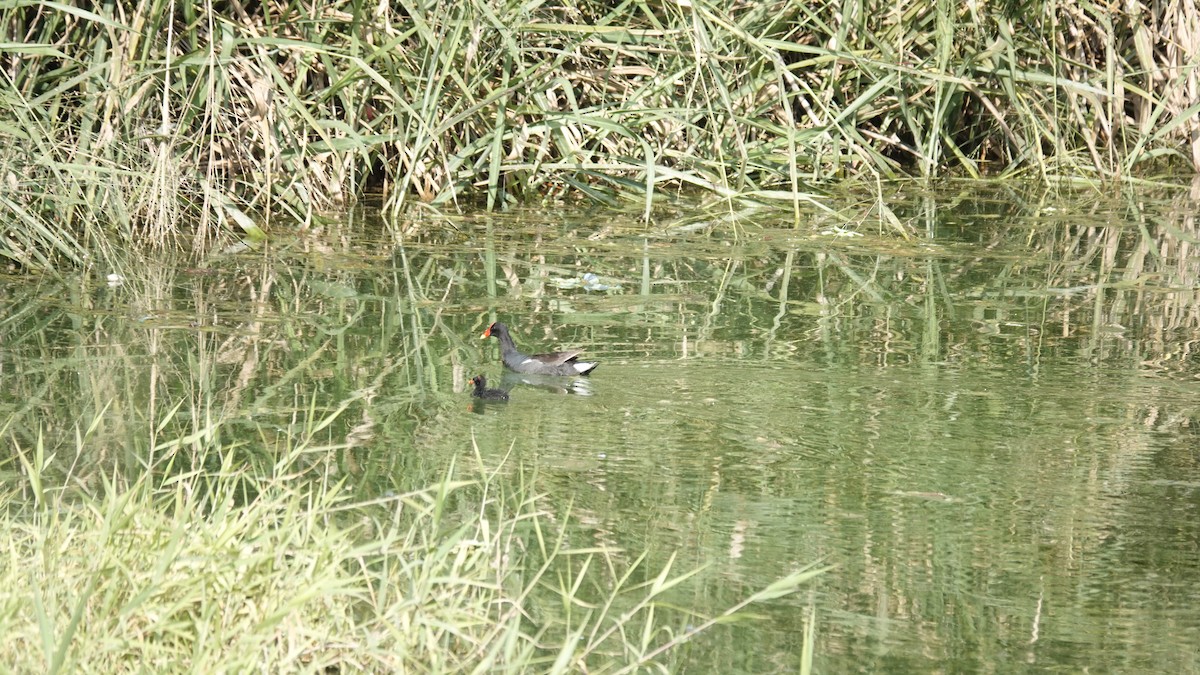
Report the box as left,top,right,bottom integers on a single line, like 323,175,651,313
818,227,863,237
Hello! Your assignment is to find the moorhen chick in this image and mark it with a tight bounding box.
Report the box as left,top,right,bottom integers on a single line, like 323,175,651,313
481,322,599,376
470,375,510,401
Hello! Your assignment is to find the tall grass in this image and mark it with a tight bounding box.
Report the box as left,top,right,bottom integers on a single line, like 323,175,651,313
1,410,827,672
1,0,1198,263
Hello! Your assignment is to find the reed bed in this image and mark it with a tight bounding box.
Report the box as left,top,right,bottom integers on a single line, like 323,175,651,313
0,421,826,673
1,0,1198,260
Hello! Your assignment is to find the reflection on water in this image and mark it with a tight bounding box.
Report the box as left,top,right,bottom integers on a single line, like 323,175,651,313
4,185,1200,672
498,370,595,396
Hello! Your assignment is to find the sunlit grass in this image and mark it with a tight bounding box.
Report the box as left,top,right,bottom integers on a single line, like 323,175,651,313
2,0,1198,266
0,412,827,672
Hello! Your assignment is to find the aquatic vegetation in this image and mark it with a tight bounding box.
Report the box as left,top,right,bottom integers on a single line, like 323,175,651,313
0,420,826,672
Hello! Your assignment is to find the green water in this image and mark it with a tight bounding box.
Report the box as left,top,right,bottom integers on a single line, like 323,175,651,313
4,185,1200,672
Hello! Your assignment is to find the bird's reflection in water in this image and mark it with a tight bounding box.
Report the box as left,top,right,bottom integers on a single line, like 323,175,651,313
468,399,505,414
501,371,594,396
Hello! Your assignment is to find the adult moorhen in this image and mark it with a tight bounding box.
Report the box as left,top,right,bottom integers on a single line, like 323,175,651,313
470,375,510,401
481,322,599,376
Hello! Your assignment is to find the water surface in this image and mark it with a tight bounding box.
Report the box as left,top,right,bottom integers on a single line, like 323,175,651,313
3,184,1200,672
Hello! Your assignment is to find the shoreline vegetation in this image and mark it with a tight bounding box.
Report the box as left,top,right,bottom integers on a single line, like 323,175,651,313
2,1,1199,263
3,419,828,672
